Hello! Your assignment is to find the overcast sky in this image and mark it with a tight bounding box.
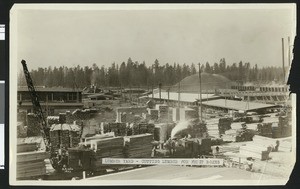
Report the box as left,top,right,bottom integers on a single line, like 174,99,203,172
13,4,296,70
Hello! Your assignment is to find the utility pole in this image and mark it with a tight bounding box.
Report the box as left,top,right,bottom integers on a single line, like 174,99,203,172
282,38,286,82
198,63,202,122
178,82,181,107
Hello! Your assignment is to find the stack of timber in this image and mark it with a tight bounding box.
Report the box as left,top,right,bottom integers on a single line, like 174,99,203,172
124,134,153,158
59,113,67,124
206,118,220,138
68,146,93,171
90,137,125,171
49,123,81,150
83,132,115,146
148,109,159,120
107,122,127,136
27,113,41,137
17,142,38,153
131,123,155,135
17,149,49,179
218,117,232,135
279,116,291,137
222,122,244,142
66,109,91,124
257,122,273,138
47,116,60,126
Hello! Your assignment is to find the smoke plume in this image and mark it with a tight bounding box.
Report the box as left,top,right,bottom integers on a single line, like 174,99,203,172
171,120,191,139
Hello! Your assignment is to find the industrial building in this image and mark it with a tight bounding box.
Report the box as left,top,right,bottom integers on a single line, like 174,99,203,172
17,86,83,115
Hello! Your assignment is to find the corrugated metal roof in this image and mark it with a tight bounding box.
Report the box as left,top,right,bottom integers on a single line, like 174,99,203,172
147,92,218,103
202,99,277,111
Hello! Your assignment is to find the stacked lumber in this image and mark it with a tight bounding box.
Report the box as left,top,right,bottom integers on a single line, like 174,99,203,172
206,118,220,138
49,124,81,150
84,132,114,146
68,146,92,171
107,122,127,136
27,113,41,137
218,117,232,134
190,121,207,138
89,137,125,171
17,142,38,153
257,123,272,137
124,134,153,158
66,109,91,124
47,116,60,126
131,123,155,135
279,116,291,137
148,109,159,120
17,151,49,179
59,113,67,124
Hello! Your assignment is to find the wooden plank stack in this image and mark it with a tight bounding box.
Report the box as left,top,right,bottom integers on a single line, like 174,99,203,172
59,113,67,124
47,116,60,126
131,123,155,135
239,143,271,160
218,117,232,135
17,149,49,179
89,137,125,171
17,122,27,138
257,122,272,138
279,116,291,137
124,134,153,158
148,109,159,120
206,118,220,138
17,143,38,153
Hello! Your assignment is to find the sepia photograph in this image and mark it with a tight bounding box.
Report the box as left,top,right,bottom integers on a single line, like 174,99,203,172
9,4,296,185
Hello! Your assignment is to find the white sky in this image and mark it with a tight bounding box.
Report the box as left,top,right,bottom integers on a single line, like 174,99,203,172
13,4,296,70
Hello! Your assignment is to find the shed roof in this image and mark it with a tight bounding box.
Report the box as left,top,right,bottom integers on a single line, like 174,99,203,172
201,99,278,111
18,86,81,92
147,92,219,103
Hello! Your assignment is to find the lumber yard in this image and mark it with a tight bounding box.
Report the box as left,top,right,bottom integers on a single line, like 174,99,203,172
16,60,293,181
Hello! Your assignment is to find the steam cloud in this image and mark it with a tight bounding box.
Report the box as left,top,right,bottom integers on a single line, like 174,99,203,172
171,120,191,139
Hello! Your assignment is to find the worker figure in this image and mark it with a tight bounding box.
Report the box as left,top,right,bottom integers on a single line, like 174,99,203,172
216,146,220,154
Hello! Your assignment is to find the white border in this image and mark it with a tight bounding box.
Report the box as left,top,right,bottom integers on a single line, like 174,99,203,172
9,3,297,186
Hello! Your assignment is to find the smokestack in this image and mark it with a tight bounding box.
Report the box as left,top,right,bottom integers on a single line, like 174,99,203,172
288,36,291,66
282,38,286,82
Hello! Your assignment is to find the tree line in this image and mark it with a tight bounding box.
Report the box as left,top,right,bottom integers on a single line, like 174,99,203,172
18,58,286,89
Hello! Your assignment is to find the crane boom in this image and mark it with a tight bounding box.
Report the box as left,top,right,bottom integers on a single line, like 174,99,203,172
21,60,50,148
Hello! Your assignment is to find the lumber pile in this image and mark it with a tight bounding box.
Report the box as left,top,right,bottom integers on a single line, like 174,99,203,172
47,116,60,126
218,117,232,134
89,137,125,171
107,122,127,136
49,123,81,150
279,116,291,137
124,134,153,158
257,123,272,138
131,123,155,135
17,142,38,153
206,118,220,138
17,151,49,179
59,113,67,124
148,109,159,120
66,109,91,124
27,113,41,137
68,146,93,171
83,132,114,146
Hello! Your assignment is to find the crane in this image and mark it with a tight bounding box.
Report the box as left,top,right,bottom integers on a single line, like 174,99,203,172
21,60,62,170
